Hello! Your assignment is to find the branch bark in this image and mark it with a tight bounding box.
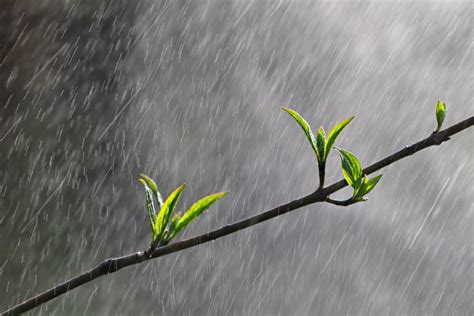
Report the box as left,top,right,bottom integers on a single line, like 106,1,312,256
2,115,473,315
326,197,360,206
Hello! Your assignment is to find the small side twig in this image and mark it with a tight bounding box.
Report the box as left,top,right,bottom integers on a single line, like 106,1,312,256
318,162,326,189
325,197,361,206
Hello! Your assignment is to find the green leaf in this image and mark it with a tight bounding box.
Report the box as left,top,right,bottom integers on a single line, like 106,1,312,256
169,212,181,234
140,173,164,208
335,148,362,188
352,177,364,198
435,101,446,132
164,212,182,243
138,179,158,239
154,183,186,240
174,192,228,237
282,107,318,160
315,127,326,163
325,116,354,160
354,174,382,200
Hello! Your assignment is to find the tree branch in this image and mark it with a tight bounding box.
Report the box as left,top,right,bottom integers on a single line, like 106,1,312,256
325,197,361,206
2,115,473,315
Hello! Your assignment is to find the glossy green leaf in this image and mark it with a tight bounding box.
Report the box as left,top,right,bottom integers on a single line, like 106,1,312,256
316,126,326,163
354,174,382,200
325,116,354,160
140,173,164,208
174,192,228,237
154,183,186,240
282,107,318,160
435,101,446,132
139,179,158,239
335,148,362,188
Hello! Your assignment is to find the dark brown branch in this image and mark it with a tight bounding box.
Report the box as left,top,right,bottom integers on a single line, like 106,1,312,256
318,162,326,189
2,115,473,316
325,197,361,206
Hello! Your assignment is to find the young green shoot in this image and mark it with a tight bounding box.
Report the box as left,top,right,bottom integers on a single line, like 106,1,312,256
139,174,228,249
282,107,354,188
334,148,382,202
435,101,446,132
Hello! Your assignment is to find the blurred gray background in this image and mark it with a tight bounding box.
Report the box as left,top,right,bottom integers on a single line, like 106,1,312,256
0,0,472,315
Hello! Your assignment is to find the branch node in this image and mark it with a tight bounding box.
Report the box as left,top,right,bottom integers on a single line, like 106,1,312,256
431,131,450,145
405,145,416,155
144,246,155,259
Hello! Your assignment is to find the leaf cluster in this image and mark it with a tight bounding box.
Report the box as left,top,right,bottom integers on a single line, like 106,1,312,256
282,107,380,202
334,148,382,201
138,101,445,246
281,108,354,166
283,100,446,203
139,174,227,247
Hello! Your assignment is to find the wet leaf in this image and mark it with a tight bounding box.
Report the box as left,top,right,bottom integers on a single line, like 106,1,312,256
325,116,354,160
354,174,382,200
335,148,362,188
282,107,318,160
164,212,182,243
154,183,186,240
140,173,164,208
139,179,158,239
174,192,228,237
169,212,181,234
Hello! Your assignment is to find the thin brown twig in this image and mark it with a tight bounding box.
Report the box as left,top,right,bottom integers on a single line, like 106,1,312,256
325,197,360,206
2,115,473,315
318,162,326,189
